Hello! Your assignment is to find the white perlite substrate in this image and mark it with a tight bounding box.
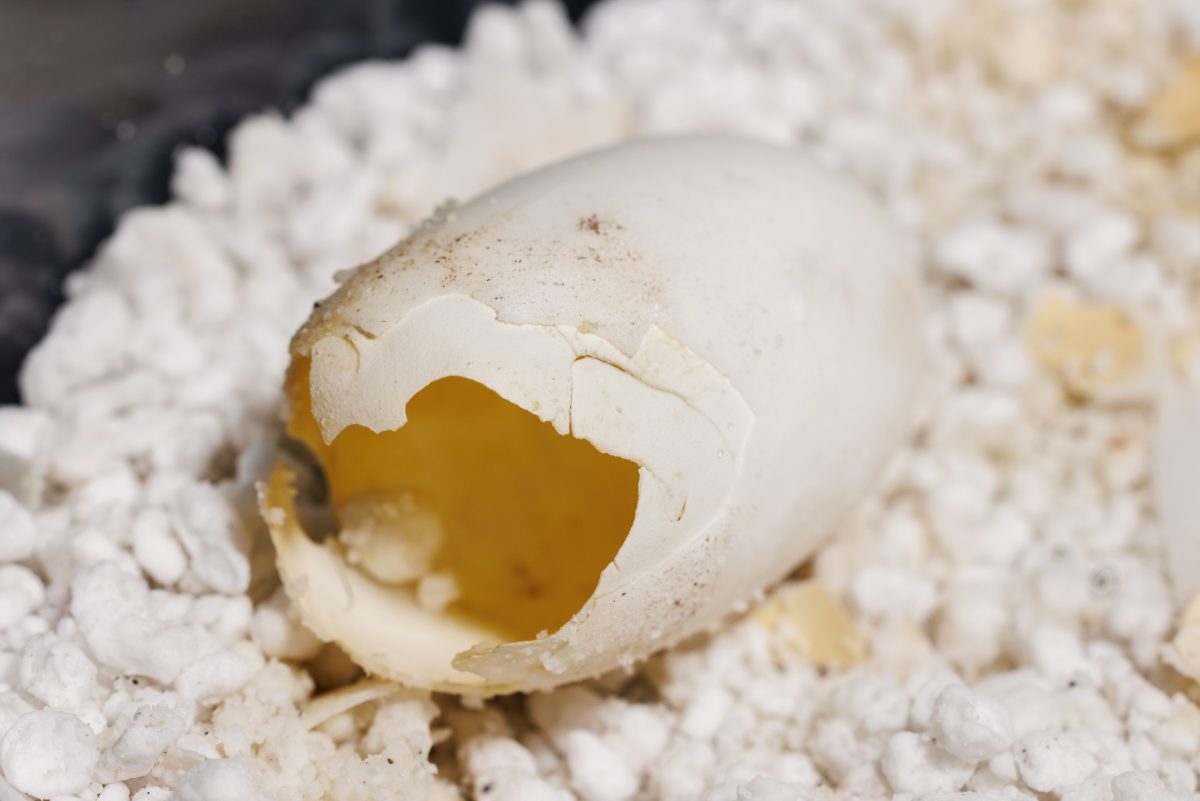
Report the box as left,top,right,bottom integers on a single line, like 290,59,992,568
3,0,1200,799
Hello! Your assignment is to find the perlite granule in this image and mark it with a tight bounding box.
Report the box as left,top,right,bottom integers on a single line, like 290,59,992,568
2,0,1200,800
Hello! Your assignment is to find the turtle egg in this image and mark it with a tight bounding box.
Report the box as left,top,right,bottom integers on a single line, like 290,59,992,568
261,136,925,695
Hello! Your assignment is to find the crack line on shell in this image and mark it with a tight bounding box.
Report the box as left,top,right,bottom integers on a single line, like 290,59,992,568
547,321,750,458
308,292,752,454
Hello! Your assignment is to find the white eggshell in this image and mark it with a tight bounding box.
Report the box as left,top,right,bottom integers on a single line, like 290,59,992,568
263,136,924,694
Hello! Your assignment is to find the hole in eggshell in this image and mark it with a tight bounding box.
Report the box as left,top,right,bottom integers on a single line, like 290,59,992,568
286,361,641,644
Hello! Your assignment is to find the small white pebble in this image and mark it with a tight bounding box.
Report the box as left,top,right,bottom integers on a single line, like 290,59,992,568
70,561,197,684
172,149,231,210
132,510,187,587
974,673,1062,738
132,788,170,801
564,729,638,801
97,784,131,801
249,589,323,661
851,564,938,623
650,741,712,801
149,414,223,480
598,701,670,774
1153,216,1200,276
831,675,909,735
679,686,733,740
935,587,1008,670
1016,621,1093,684
461,735,573,801
462,736,539,779
174,650,250,703
361,696,437,759
1110,770,1191,801
731,776,814,801
935,220,1050,297
189,595,252,645
0,408,50,504
478,775,574,801
0,492,37,563
1064,211,1140,290
0,565,44,629
766,752,821,788
1159,757,1197,793
97,705,185,783
986,750,1021,784
910,672,964,732
0,692,33,743
528,685,604,743
930,684,1015,762
72,465,141,521
172,760,259,801
4,613,49,653
881,732,974,794
170,484,250,596
807,717,872,785
18,634,97,711
463,4,529,68
0,710,99,798
1012,730,1097,793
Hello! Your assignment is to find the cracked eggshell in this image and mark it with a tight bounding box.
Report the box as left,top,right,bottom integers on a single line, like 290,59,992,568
262,136,925,694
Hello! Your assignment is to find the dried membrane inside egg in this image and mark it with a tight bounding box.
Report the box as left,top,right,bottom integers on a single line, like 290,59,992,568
337,491,443,585
262,136,925,694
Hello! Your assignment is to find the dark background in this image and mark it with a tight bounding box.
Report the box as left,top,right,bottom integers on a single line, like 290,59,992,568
0,0,598,404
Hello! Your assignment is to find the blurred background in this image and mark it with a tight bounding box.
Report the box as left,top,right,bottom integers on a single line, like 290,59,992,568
0,0,599,404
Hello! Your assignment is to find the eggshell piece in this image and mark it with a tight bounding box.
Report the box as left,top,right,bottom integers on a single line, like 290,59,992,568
1130,58,1200,152
749,581,865,667
299,677,403,730
1025,293,1147,398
